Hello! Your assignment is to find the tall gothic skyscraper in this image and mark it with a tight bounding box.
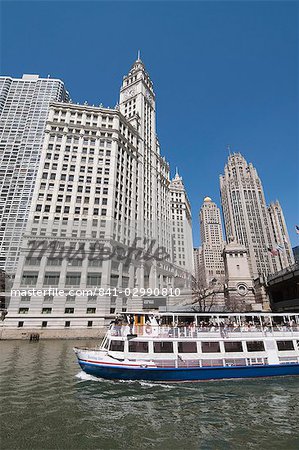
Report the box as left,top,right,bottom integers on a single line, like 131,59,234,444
0,74,69,274
268,201,294,269
199,197,225,286
220,153,280,277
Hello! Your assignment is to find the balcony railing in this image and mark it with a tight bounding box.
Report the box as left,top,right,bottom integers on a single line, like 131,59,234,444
109,324,299,339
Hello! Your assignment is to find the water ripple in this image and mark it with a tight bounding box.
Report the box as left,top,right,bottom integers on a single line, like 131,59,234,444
1,340,299,449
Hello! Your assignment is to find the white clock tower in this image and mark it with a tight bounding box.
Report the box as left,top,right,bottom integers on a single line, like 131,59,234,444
119,55,174,296
119,52,156,141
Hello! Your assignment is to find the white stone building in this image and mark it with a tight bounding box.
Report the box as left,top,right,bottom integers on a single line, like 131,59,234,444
223,239,257,310
268,200,294,269
5,57,192,330
220,153,280,278
169,171,194,274
0,74,69,274
199,197,225,286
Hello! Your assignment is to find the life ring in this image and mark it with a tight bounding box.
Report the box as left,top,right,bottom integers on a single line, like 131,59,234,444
145,325,151,334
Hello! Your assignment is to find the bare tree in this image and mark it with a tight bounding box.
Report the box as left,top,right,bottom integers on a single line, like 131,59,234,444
225,293,252,312
191,276,219,312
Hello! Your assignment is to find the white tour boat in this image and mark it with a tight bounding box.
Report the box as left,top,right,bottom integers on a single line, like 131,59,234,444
74,312,299,382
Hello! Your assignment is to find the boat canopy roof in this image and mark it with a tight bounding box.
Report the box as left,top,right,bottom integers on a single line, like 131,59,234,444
120,311,298,318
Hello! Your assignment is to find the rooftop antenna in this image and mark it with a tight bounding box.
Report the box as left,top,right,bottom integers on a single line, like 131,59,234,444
137,49,141,60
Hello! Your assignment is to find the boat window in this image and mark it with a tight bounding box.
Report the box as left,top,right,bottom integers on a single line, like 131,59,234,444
277,341,294,351
128,341,149,353
202,342,220,353
178,342,197,353
246,341,265,352
225,358,246,367
154,342,173,353
102,339,109,350
224,342,243,352
201,359,223,367
110,340,124,352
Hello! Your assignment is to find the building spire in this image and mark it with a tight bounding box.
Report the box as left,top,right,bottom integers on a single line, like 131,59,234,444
137,50,141,61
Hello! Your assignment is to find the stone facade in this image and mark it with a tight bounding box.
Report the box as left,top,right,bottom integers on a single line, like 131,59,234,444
4,57,193,330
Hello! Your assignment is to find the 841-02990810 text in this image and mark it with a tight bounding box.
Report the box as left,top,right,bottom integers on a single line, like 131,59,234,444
94,287,181,297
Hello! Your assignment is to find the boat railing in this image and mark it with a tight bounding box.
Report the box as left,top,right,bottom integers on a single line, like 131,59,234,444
108,324,299,339
153,357,271,368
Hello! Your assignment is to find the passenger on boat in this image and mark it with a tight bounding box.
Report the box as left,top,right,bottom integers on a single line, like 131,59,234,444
129,315,134,334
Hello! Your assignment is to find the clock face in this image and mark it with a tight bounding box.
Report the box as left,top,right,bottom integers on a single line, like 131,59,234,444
124,88,136,99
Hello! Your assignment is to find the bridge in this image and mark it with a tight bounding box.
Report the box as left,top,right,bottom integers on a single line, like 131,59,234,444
267,263,299,312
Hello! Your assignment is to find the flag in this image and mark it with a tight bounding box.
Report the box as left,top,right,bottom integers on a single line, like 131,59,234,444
268,247,278,256
276,243,284,252
296,225,299,235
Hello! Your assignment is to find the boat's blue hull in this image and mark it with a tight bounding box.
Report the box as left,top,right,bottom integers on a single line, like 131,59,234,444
78,359,299,382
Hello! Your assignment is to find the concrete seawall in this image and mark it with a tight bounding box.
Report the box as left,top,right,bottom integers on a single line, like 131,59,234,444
0,327,107,340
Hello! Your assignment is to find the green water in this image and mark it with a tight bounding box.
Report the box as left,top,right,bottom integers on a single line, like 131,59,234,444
1,340,299,449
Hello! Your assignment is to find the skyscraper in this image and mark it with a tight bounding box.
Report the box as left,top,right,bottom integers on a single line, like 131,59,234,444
0,74,69,274
268,201,294,269
199,197,225,286
220,153,279,277
193,247,202,283
6,57,192,329
169,171,194,273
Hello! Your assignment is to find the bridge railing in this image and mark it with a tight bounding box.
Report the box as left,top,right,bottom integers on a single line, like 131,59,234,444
267,262,299,282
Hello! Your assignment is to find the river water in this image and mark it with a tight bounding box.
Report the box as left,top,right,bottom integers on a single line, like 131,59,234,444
1,339,299,449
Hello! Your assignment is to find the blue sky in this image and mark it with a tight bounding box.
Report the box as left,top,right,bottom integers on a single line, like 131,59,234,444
1,1,298,247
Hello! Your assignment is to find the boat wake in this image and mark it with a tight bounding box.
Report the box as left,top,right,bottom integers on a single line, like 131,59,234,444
76,370,102,382
75,371,175,389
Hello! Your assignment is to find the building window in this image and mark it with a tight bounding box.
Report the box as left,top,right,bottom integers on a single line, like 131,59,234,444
65,321,71,328
25,257,41,266
87,273,101,286
67,259,82,267
43,272,60,286
20,295,31,303
42,308,52,314
87,321,93,328
21,272,38,286
88,259,103,267
64,308,74,314
19,308,29,314
86,308,96,314
42,321,48,328
65,273,81,286
47,258,62,266
66,294,76,303
18,321,24,328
